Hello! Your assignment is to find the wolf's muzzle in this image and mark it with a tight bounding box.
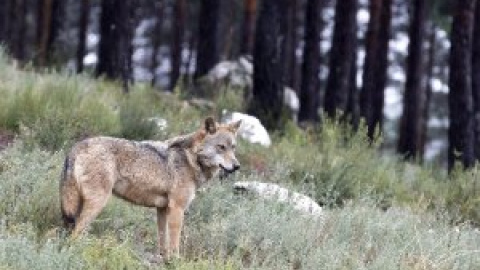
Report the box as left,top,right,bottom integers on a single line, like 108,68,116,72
220,164,240,174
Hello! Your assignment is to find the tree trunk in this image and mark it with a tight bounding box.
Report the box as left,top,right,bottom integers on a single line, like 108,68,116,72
194,0,221,80
36,0,52,66
361,0,391,140
151,0,165,87
3,0,15,53
240,0,257,55
170,0,186,91
0,0,8,41
449,0,476,170
323,0,358,119
36,0,63,66
76,0,90,73
247,0,288,130
96,0,133,93
298,0,323,122
472,1,480,162
397,0,428,159
372,0,391,138
346,35,359,129
284,0,299,89
221,3,237,60
11,0,27,61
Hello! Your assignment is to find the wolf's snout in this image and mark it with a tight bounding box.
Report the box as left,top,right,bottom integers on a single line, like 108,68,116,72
231,159,240,172
220,161,240,173
233,164,240,172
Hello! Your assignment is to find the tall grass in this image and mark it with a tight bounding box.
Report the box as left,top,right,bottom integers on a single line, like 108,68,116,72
1,46,480,269
0,49,207,150
1,143,480,269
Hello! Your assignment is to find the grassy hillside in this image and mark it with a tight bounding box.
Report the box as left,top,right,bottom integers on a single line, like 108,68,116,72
1,49,480,269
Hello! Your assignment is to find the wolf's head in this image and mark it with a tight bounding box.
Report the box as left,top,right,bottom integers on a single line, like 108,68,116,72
194,117,242,175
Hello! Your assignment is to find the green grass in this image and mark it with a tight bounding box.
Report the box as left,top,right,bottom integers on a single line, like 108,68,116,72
1,47,480,269
1,141,480,269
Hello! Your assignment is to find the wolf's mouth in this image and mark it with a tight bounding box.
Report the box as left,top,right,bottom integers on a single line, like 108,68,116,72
219,164,239,174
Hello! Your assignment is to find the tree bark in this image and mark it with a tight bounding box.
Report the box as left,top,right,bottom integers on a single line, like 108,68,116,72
472,1,480,162
284,0,299,89
397,0,428,159
194,0,222,80
3,0,15,53
170,0,186,91
151,0,165,87
76,0,90,73
240,0,257,55
11,0,27,61
449,0,476,170
372,0,391,138
247,0,288,130
298,0,324,122
36,0,63,66
0,0,8,41
346,33,359,129
323,0,358,119
361,0,391,140
96,0,134,93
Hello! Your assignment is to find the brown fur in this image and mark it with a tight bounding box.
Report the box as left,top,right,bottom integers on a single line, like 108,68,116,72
60,117,241,259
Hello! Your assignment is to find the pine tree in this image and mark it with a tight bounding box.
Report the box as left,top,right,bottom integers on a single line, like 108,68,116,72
298,0,324,122
96,0,134,92
448,0,476,170
248,0,288,130
323,0,358,119
397,0,428,159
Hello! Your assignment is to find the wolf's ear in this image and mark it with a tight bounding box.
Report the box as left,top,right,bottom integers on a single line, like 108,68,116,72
229,120,242,133
204,117,217,134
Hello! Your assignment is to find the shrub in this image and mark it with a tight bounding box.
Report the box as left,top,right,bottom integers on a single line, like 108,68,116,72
0,143,64,233
2,142,480,269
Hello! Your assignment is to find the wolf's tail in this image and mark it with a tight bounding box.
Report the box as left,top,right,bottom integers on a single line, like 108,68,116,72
60,155,81,229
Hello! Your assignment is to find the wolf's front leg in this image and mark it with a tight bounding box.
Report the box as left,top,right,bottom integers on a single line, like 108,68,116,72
156,208,168,258
166,205,185,259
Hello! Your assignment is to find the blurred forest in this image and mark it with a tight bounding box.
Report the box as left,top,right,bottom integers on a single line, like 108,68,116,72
0,0,478,170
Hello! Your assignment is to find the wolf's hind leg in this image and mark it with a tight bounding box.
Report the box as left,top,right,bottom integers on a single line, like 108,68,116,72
72,192,111,238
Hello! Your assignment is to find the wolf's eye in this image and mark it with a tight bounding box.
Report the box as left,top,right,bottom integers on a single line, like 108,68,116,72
217,145,226,151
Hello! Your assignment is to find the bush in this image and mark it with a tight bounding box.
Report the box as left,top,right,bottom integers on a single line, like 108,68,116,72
2,49,480,269
1,142,480,269
0,225,84,270
0,143,63,233
0,73,120,150
185,183,480,269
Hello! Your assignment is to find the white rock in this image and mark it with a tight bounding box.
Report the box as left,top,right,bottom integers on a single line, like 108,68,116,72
233,181,323,218
283,86,300,113
207,61,237,81
238,56,253,74
222,112,271,147
205,56,253,89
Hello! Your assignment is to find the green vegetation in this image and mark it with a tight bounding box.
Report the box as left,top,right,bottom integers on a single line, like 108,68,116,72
1,49,480,269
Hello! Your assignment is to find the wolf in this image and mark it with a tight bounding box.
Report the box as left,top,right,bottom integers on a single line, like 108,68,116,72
60,117,241,259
